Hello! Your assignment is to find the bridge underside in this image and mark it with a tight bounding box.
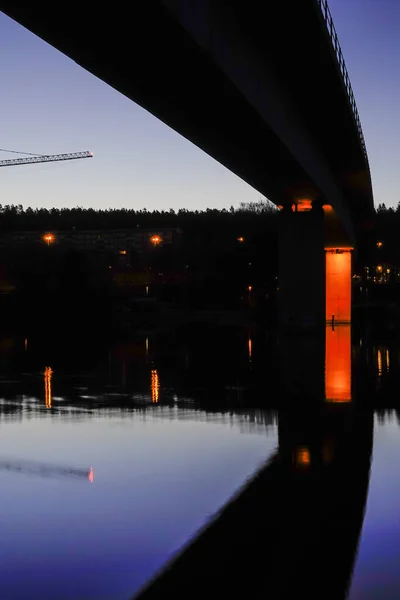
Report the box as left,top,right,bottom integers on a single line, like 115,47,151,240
0,0,373,234
0,1,374,327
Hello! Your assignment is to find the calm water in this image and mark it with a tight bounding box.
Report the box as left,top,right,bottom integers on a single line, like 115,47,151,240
0,327,277,599
0,324,399,598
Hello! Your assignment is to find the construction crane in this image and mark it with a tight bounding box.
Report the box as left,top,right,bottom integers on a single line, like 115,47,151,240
0,149,93,168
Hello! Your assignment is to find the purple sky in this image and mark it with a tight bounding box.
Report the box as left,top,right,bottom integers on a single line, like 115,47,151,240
0,2,394,211
329,0,400,210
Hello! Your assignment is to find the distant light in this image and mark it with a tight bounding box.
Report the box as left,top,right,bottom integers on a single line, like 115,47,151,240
377,265,383,273
295,447,311,467
43,233,55,246
120,250,127,255
237,236,245,243
248,285,252,292
387,268,391,274
377,241,383,248
150,235,162,246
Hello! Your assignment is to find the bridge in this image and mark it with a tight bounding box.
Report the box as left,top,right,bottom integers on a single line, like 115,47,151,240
0,0,374,330
0,4,375,595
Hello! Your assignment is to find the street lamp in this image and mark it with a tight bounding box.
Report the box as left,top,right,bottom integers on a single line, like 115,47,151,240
150,235,162,246
43,233,55,247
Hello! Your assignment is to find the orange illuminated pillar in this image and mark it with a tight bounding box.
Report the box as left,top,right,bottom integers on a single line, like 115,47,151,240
325,248,353,323
325,325,351,402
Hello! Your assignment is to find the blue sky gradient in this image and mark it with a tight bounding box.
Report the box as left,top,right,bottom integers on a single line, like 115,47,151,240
0,3,394,210
330,0,400,209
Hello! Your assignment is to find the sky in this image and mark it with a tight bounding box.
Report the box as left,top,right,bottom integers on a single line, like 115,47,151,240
0,2,396,211
329,0,400,210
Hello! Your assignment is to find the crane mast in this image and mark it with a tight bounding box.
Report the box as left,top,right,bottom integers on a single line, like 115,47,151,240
0,150,93,168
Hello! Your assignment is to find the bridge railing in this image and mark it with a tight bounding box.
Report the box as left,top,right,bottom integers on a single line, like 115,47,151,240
317,0,367,160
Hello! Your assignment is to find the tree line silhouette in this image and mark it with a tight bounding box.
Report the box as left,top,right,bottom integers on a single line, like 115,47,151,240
0,199,276,231
0,200,280,336
0,200,398,337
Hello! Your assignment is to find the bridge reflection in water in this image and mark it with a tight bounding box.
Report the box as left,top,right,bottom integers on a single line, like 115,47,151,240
134,325,372,600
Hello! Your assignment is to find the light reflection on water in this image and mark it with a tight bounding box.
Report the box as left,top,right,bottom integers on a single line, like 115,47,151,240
1,326,400,598
0,328,278,599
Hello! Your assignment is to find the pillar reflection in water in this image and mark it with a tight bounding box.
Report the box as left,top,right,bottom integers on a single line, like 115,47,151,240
44,366,53,409
278,332,325,401
325,325,351,402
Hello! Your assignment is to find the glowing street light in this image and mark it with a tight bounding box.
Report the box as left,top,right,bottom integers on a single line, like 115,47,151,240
376,241,383,248
43,233,55,246
237,236,245,243
150,235,162,246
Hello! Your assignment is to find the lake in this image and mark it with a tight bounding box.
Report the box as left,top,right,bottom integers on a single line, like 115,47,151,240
0,324,399,599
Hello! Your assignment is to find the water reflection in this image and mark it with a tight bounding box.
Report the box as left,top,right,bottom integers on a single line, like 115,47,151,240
248,336,252,362
137,354,373,600
325,325,351,402
0,457,92,481
44,366,53,408
151,369,160,403
294,445,311,468
1,325,400,599
375,344,390,376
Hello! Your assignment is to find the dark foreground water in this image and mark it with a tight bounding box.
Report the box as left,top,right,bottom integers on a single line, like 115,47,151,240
0,324,398,599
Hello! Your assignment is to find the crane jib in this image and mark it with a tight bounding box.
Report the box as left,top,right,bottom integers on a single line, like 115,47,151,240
0,151,93,168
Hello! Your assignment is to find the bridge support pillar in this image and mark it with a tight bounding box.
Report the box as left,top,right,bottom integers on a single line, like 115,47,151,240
325,247,352,323
278,205,325,333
